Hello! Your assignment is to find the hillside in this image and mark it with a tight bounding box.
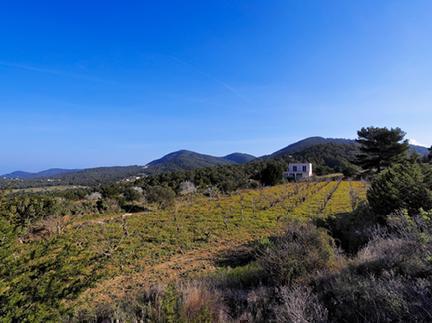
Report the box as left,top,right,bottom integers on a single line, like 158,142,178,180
271,136,429,158
146,150,237,173
55,166,147,185
223,152,256,164
411,144,430,156
0,166,147,188
271,137,356,157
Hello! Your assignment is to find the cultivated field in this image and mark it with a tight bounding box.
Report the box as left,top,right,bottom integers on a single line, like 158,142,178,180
1,180,368,318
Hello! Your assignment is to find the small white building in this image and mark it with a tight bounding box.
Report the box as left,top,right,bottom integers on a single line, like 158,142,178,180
284,163,313,180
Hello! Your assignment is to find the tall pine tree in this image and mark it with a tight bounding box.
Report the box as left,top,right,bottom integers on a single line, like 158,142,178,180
356,126,409,173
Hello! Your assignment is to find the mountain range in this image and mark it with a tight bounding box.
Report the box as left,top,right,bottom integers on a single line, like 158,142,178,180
2,168,79,180
2,137,429,182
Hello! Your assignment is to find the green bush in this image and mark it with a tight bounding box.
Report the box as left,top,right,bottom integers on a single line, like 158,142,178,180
146,186,176,209
123,187,142,202
0,195,62,228
367,162,432,217
259,161,285,186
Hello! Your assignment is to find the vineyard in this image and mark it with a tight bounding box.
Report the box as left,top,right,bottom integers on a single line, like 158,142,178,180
1,180,368,319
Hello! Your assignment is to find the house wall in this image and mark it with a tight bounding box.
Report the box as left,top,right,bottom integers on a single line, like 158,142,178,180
285,163,313,178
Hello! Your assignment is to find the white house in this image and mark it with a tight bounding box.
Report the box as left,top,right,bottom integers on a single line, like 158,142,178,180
284,163,313,179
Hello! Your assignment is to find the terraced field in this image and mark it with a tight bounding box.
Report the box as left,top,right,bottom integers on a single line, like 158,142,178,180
1,180,368,319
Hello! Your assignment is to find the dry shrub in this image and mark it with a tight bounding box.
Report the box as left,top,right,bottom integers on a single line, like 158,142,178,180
178,281,229,323
318,272,432,322
353,210,432,277
354,237,430,277
236,286,274,322
316,210,432,322
274,285,328,323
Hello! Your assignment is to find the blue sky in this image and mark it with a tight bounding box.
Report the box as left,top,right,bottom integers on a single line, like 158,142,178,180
1,1,431,173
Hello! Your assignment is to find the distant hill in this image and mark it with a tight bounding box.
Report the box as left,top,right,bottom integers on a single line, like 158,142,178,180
271,136,429,158
410,144,430,156
270,137,356,157
223,153,256,164
2,168,79,180
145,150,236,173
56,166,146,185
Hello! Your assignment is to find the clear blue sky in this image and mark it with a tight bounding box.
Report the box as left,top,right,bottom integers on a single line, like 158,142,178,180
1,0,431,173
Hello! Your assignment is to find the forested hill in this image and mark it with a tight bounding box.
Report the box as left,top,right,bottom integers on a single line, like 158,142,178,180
145,150,255,173
222,152,256,164
270,137,356,157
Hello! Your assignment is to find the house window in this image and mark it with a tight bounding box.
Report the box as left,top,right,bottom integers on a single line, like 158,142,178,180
293,166,297,172
302,165,307,172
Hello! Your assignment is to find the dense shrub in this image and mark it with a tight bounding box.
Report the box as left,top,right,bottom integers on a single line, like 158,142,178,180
318,272,432,322
257,222,338,286
146,186,176,209
354,236,430,278
354,210,432,277
99,184,124,199
317,210,432,322
421,163,432,188
367,162,432,217
123,187,142,202
0,195,62,228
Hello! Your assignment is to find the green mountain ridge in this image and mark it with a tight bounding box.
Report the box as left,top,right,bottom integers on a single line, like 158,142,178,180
145,150,256,173
270,137,356,157
2,168,80,180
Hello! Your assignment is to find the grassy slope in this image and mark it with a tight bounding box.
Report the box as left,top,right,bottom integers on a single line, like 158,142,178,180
0,181,367,320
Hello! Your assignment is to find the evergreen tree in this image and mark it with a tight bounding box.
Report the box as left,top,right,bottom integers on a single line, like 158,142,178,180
260,161,285,186
356,127,409,173
367,162,432,216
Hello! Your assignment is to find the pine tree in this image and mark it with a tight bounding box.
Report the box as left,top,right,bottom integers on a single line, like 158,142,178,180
356,127,409,173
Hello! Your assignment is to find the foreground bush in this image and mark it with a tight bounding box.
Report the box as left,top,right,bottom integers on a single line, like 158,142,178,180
257,222,339,286
274,285,328,323
317,210,432,323
318,271,432,322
